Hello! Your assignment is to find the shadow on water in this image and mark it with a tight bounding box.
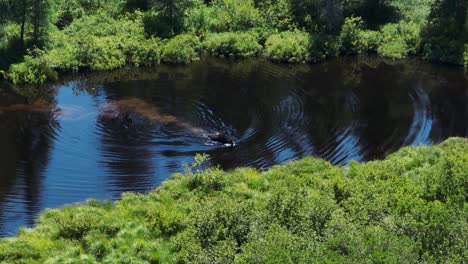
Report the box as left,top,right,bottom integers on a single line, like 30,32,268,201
0,84,59,236
0,57,466,236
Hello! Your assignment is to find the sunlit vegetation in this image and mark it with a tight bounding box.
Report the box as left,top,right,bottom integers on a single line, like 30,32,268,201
0,138,466,263
264,31,311,63
203,31,262,58
0,0,466,85
161,34,200,64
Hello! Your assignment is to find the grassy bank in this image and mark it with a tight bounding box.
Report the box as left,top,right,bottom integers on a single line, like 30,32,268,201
0,137,467,263
0,0,466,86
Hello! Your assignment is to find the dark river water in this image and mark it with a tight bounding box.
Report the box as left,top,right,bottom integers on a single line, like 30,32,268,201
0,57,466,237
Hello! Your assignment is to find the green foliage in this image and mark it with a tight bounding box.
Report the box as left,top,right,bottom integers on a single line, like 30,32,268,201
264,31,311,63
185,4,216,35
124,37,161,66
378,37,408,59
210,0,264,32
0,138,466,263
0,24,26,71
340,16,364,55
203,31,261,58
54,0,86,29
7,52,57,85
143,0,196,38
391,0,434,24
0,239,41,263
1,0,466,86
161,34,200,64
421,0,467,65
357,30,382,53
309,34,341,62
339,16,383,55
464,44,468,67
256,0,296,31
77,36,127,71
378,23,410,59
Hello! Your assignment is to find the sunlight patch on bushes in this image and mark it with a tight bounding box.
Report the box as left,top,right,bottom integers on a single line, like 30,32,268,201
203,32,261,58
161,34,200,64
7,52,57,85
264,31,311,63
210,0,264,32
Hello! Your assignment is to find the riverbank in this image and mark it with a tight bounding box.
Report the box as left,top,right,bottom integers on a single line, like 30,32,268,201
1,0,466,86
0,137,466,263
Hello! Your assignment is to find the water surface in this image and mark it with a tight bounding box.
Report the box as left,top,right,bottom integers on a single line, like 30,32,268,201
0,57,466,237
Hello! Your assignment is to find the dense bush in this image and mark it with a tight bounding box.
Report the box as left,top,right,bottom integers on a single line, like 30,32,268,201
210,0,264,32
7,52,57,85
0,138,466,263
309,34,341,62
464,44,468,67
357,30,382,53
340,17,382,55
185,4,216,35
256,0,296,31
203,32,261,58
376,21,423,59
339,16,364,55
123,38,161,66
2,0,465,85
5,12,161,82
264,31,311,63
378,23,409,59
161,34,200,64
54,0,86,29
76,36,127,71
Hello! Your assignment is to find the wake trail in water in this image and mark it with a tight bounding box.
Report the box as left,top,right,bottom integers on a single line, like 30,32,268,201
99,97,214,138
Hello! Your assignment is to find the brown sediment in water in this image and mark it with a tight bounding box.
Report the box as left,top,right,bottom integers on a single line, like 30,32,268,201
0,100,59,113
100,98,208,136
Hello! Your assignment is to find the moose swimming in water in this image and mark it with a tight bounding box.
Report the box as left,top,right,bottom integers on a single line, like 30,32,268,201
207,132,236,146
101,98,237,147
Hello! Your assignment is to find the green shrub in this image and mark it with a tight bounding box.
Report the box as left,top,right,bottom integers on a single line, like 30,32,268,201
44,31,80,72
77,36,126,71
147,204,186,236
55,0,86,29
339,17,382,55
357,30,382,53
161,34,200,64
185,5,217,35
256,0,296,31
143,10,185,39
7,53,58,85
309,34,341,62
0,239,41,262
464,44,468,67
264,31,311,63
53,12,155,70
399,21,422,55
377,21,422,59
420,3,466,66
210,0,264,32
378,37,408,59
378,23,410,59
340,16,364,55
121,37,161,66
65,12,145,39
203,32,261,58
235,224,314,263
38,204,117,240
423,39,465,66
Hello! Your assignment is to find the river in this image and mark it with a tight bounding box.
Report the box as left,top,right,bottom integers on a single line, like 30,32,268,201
0,57,466,237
